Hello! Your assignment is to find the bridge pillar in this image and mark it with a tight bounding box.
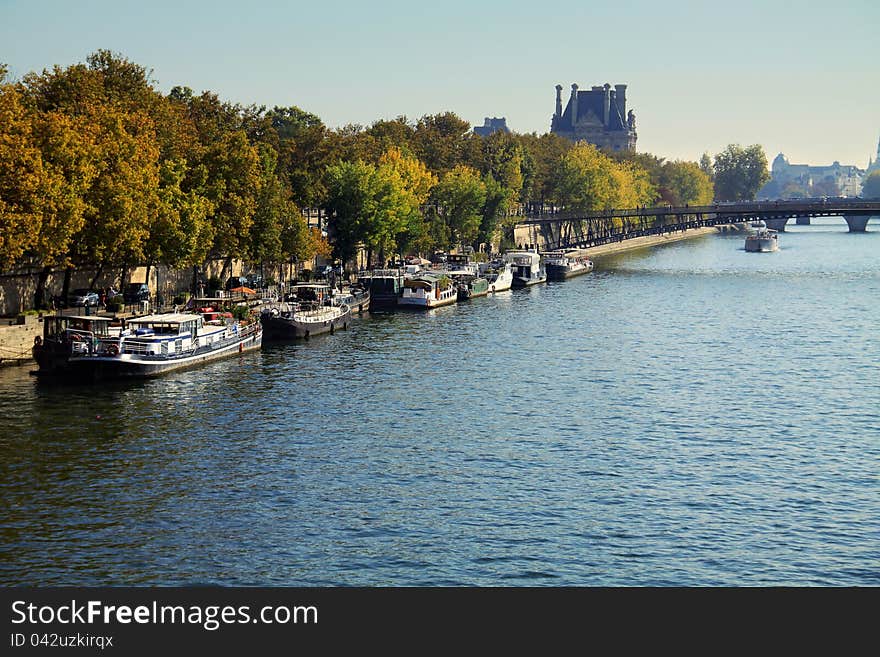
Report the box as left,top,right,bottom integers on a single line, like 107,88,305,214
843,215,869,232
764,217,789,232
795,214,810,225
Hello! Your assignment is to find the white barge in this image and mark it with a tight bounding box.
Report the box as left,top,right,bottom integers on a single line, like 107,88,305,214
60,312,261,379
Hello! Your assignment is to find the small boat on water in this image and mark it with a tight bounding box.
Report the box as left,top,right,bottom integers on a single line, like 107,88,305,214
333,283,371,313
33,314,116,375
262,284,351,339
505,250,546,287
444,253,488,301
37,312,262,379
398,273,458,309
745,228,779,252
543,250,594,280
479,260,514,293
454,274,489,301
357,269,405,308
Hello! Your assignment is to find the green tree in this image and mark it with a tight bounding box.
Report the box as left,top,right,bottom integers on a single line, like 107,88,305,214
431,165,487,248
325,160,379,264
413,112,479,174
862,171,880,198
149,158,214,268
265,106,335,208
699,152,714,181
201,130,261,262
713,144,770,201
248,145,291,264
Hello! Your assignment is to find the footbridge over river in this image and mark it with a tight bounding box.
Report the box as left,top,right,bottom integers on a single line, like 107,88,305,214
518,199,880,252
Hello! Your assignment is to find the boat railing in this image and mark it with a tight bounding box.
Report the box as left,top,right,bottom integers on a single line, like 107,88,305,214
359,269,404,278
65,328,98,354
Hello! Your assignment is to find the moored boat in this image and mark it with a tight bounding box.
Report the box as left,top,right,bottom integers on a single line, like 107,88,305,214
357,269,405,308
505,250,546,287
479,260,514,293
33,314,117,376
60,312,261,379
262,284,351,339
454,274,489,301
745,228,779,252
333,283,371,313
398,273,458,309
543,250,594,280
444,253,488,301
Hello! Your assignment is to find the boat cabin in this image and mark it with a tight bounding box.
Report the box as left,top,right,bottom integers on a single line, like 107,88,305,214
121,313,206,356
400,273,458,307
43,315,113,342
286,284,332,305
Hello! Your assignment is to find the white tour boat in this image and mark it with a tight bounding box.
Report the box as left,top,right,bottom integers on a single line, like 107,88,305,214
745,228,779,252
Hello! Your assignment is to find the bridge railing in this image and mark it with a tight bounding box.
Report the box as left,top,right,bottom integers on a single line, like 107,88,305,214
522,199,880,223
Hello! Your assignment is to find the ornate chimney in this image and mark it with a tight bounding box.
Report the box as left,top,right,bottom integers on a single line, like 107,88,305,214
615,84,627,119
555,84,563,117
570,84,579,128
603,83,611,127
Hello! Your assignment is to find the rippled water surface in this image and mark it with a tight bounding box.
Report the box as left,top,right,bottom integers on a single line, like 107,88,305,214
1,218,878,585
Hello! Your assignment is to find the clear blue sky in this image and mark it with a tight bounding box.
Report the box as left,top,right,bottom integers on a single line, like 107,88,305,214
3,0,878,167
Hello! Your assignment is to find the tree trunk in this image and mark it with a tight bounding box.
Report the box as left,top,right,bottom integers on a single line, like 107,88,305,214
35,266,52,310
220,256,232,281
88,264,104,291
61,267,73,306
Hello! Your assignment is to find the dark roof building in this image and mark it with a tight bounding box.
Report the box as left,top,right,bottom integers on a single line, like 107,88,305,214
550,82,636,151
474,117,510,137
867,137,880,175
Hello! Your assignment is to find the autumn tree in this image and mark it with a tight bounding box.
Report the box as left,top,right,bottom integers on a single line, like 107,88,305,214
0,83,46,269
377,147,436,256
659,161,714,206
72,106,159,279
553,142,620,211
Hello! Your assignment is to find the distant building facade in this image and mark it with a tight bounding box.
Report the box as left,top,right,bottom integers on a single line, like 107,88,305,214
550,82,636,151
474,117,510,137
866,137,880,176
759,154,865,199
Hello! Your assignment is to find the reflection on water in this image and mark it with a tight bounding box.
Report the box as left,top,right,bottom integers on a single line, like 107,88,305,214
1,218,878,585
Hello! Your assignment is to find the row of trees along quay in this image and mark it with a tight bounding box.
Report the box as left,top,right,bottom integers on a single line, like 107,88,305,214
1,51,773,309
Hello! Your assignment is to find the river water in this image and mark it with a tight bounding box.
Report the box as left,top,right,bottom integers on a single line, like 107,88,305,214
1,218,878,586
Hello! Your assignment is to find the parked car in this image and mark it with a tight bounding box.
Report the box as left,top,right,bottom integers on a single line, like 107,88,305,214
68,289,99,307
123,283,150,304
225,276,247,291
